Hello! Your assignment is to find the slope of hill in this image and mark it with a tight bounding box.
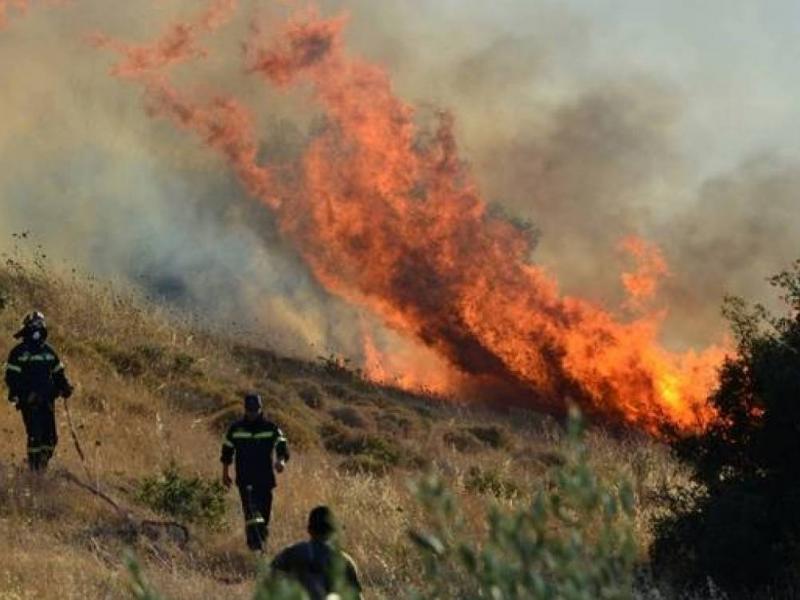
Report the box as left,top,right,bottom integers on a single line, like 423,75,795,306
0,252,685,599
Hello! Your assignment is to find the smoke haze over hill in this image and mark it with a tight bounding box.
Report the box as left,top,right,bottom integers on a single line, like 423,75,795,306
1,0,798,394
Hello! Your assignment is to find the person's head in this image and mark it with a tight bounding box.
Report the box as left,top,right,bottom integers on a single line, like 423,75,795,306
307,505,337,541
243,393,263,421
14,311,47,347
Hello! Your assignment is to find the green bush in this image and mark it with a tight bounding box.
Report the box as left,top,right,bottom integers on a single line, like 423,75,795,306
464,466,521,500
653,260,800,594
320,423,401,465
136,463,227,529
410,409,637,599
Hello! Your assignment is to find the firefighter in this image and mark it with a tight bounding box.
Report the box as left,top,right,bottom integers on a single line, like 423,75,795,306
221,393,289,552
270,506,363,600
4,311,73,471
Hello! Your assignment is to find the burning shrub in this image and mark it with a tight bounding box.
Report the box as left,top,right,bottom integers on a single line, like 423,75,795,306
652,261,800,594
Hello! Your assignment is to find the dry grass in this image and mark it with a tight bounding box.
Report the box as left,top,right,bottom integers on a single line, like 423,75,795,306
0,251,690,598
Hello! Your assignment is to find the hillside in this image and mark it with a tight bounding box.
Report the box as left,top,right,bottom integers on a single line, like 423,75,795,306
0,253,684,599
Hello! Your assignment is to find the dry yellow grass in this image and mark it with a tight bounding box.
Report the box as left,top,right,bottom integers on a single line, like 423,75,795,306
0,252,689,598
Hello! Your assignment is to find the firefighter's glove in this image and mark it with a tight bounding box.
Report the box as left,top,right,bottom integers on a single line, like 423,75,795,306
61,383,74,400
275,459,286,474
8,396,19,410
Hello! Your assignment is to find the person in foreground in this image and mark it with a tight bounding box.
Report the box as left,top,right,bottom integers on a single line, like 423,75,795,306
221,393,289,552
270,505,363,600
4,311,73,471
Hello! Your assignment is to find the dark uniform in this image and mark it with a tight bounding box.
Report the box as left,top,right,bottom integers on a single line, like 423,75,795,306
4,312,73,471
271,539,362,600
221,413,289,550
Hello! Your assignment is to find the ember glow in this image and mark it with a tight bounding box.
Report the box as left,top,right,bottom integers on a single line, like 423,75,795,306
97,5,726,433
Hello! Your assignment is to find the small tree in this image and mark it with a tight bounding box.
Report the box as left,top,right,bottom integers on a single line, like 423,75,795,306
653,260,800,594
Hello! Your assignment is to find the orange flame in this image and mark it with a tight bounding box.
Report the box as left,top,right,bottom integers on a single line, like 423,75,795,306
89,0,237,78
619,236,670,311
98,6,727,433
0,0,28,28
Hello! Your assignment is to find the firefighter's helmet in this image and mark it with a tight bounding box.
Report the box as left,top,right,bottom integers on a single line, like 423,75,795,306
14,310,47,341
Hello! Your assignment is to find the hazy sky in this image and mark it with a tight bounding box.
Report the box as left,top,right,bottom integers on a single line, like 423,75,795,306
1,0,798,356
558,0,800,175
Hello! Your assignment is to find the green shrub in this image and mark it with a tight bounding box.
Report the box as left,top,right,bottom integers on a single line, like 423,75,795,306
269,407,320,450
410,409,637,599
464,466,521,500
171,353,196,375
320,423,401,466
136,463,227,529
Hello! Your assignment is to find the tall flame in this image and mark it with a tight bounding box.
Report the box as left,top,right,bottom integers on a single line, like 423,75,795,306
98,6,727,433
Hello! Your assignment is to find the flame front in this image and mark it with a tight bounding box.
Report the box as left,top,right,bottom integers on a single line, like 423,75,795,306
98,6,727,434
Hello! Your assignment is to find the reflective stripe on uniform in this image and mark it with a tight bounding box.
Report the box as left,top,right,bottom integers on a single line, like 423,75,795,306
245,516,266,526
28,445,54,452
52,363,65,373
276,436,287,444
253,431,274,439
19,354,54,363
4,363,22,373
222,439,234,448
231,431,253,439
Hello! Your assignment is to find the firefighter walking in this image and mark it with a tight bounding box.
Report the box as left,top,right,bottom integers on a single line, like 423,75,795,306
4,311,73,471
221,393,289,552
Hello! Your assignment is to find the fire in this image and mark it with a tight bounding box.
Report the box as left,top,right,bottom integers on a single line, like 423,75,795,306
89,0,237,78
619,236,670,311
0,0,28,28
97,5,728,433
362,329,465,396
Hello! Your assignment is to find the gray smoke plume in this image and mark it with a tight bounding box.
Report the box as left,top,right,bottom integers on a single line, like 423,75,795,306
0,0,797,365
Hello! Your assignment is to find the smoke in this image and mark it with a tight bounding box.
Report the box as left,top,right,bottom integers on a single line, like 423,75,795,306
0,0,796,393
